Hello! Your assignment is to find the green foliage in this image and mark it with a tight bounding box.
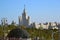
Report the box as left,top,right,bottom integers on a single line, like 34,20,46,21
0,25,59,40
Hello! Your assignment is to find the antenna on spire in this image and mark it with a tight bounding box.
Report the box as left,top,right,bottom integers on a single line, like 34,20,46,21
24,4,25,8
24,4,26,10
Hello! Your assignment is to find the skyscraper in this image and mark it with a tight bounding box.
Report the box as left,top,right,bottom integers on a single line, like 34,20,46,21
18,6,30,27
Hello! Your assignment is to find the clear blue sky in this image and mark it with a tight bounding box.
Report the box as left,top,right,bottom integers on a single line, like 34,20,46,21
0,0,60,24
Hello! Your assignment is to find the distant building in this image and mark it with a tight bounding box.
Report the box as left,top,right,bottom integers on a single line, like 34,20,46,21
18,7,30,27
11,20,16,26
57,24,60,29
40,23,48,29
31,22,40,29
48,22,58,29
1,18,8,26
18,6,59,29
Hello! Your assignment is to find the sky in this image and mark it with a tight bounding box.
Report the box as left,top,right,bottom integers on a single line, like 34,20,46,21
0,0,60,24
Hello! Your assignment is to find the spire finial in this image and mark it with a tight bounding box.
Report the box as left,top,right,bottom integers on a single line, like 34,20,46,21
24,4,25,8
24,4,26,11
23,4,26,13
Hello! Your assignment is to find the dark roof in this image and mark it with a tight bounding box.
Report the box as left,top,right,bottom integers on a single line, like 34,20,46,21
7,28,30,38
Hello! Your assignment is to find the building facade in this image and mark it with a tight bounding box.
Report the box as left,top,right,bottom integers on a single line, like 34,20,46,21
18,8,30,27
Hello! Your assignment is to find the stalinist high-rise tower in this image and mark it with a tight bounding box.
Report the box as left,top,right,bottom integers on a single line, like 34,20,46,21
18,6,30,27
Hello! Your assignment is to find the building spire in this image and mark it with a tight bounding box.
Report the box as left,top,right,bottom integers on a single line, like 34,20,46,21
23,4,26,16
24,4,25,10
24,4,26,13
